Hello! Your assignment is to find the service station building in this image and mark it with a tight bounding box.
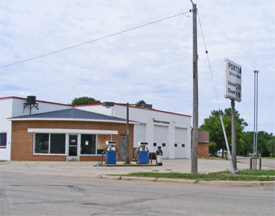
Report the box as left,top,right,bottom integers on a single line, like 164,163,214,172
0,96,194,161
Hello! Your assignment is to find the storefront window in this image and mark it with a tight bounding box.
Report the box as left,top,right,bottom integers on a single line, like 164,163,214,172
81,134,96,154
35,134,49,153
50,134,65,154
34,133,65,154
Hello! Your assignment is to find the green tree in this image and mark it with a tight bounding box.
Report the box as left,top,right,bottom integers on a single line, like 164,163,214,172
199,108,247,156
241,131,274,157
242,131,253,156
71,97,101,105
135,100,147,107
266,136,275,157
209,141,218,154
257,131,274,157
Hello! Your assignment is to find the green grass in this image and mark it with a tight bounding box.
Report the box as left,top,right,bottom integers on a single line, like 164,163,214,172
259,157,275,159
239,156,275,159
117,169,275,181
239,169,275,176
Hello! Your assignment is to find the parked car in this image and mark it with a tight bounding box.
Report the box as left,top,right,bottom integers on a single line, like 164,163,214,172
208,153,217,157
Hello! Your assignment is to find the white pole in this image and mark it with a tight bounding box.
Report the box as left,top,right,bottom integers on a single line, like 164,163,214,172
220,116,235,175
253,70,259,169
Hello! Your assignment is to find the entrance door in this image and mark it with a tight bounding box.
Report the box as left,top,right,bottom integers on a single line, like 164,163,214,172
67,135,78,161
119,136,126,161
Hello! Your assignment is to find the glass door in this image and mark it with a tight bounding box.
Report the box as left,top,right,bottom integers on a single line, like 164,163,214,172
67,135,78,161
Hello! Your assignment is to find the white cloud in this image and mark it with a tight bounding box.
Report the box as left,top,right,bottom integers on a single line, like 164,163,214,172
0,0,274,133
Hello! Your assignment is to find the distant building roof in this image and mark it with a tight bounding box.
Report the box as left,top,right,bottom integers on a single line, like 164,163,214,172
198,131,209,143
9,108,135,123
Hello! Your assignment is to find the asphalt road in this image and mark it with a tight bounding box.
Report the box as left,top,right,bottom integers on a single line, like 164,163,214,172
1,171,275,216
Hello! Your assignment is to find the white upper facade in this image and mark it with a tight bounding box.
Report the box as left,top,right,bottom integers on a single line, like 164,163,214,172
0,96,70,161
78,103,192,159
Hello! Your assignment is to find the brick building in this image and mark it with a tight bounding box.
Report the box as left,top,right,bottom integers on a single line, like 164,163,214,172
1,96,192,161
197,131,209,158
10,108,134,161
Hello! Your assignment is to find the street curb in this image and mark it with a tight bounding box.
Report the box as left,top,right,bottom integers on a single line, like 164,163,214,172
100,175,275,186
97,163,159,167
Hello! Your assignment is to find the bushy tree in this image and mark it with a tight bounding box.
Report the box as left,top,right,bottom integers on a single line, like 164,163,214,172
257,131,274,157
209,141,218,154
266,136,275,157
135,100,147,107
241,131,253,156
199,108,247,156
234,131,274,157
71,97,101,105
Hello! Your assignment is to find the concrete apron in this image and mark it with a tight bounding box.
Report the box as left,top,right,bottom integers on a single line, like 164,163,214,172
1,159,274,186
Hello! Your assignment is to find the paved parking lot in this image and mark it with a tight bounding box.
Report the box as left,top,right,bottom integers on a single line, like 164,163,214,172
1,158,272,179
237,157,275,169
1,158,274,215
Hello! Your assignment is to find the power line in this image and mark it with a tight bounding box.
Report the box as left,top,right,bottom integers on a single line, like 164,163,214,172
197,12,221,111
197,12,235,175
0,11,190,69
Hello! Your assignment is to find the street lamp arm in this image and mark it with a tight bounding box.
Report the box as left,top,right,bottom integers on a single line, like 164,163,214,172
102,101,152,109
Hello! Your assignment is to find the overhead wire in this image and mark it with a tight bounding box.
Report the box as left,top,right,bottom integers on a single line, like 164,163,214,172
197,11,235,175
0,11,190,69
197,12,221,111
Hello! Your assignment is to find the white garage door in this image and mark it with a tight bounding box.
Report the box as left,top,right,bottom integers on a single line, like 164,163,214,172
153,125,169,158
174,128,188,158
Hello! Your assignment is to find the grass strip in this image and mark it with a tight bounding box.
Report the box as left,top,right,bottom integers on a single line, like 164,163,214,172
116,169,275,181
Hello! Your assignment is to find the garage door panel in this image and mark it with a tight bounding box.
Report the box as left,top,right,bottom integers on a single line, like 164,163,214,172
153,125,168,158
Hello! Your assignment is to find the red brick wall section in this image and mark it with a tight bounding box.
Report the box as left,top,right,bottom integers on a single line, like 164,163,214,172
11,120,134,161
197,143,209,158
197,131,209,158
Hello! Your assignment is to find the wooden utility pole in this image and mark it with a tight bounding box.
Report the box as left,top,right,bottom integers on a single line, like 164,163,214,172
191,3,198,175
125,103,130,164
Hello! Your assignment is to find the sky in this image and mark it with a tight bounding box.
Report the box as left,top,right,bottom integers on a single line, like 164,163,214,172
0,0,274,134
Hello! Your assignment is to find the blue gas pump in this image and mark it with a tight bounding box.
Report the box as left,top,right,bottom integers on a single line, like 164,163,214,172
105,141,117,164
137,141,149,164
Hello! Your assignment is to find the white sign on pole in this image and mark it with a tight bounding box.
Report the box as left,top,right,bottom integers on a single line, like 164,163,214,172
224,59,242,102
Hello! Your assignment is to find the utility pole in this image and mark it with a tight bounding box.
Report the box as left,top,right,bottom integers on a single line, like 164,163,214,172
191,3,198,175
125,102,130,164
231,99,237,170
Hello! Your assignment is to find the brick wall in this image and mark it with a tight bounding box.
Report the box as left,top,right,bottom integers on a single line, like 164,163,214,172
11,120,133,161
197,143,209,158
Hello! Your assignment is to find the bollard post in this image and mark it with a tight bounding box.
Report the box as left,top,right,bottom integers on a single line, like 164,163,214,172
259,158,262,170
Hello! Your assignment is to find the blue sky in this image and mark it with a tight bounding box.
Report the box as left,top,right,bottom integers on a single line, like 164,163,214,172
0,0,274,133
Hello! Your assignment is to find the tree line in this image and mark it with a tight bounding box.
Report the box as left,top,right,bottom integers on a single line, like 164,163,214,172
199,108,274,157
71,96,147,107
